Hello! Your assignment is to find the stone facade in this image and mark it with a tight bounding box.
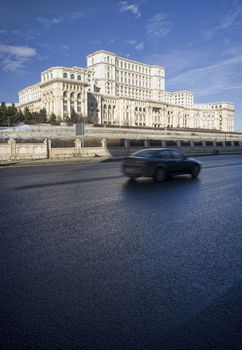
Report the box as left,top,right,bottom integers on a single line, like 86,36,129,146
18,50,234,132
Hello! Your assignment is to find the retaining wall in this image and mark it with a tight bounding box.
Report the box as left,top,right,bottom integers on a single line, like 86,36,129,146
0,139,109,161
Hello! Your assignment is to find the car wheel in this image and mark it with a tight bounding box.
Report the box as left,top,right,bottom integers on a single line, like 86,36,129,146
191,165,200,178
154,168,167,182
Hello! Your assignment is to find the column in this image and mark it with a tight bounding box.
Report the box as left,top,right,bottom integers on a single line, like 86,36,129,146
8,138,16,160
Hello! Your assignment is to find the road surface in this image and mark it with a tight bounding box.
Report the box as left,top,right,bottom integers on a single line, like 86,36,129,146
1,154,242,349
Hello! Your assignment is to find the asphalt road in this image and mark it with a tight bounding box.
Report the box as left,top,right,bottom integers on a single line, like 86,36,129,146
1,155,242,350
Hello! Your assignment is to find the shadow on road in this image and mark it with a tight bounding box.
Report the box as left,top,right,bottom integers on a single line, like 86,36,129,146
14,174,123,191
122,175,200,192
121,176,202,203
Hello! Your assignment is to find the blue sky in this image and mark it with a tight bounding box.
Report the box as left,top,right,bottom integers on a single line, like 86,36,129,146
1,0,242,130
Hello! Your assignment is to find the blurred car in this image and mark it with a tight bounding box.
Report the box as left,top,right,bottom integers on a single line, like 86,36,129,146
122,148,202,182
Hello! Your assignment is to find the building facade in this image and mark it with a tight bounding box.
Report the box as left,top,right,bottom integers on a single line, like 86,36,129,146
18,50,234,131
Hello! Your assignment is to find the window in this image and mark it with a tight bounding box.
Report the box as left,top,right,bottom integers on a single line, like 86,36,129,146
158,150,171,159
133,150,156,157
63,72,67,78
77,75,81,80
170,150,183,159
70,74,74,79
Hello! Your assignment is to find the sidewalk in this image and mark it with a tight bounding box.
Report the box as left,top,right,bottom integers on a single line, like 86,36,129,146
0,156,114,168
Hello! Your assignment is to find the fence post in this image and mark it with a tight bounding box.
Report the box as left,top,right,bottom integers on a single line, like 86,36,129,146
202,140,206,152
8,138,16,160
144,139,149,148
101,138,107,149
44,139,48,159
48,139,52,158
190,140,195,153
124,139,130,155
75,138,82,157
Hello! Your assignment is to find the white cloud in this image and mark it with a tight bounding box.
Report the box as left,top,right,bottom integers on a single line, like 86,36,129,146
61,45,70,50
11,30,22,35
0,29,7,34
126,39,144,50
202,1,242,38
168,53,242,98
119,1,141,18
144,43,242,105
135,41,144,50
37,11,85,28
108,38,116,44
144,49,203,74
2,58,24,71
0,45,36,72
127,39,136,45
146,13,172,38
0,45,36,57
93,40,102,46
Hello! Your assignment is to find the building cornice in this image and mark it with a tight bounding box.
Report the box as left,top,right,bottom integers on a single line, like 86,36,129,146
39,78,89,87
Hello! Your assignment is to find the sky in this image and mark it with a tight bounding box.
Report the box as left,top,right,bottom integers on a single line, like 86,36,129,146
1,0,242,130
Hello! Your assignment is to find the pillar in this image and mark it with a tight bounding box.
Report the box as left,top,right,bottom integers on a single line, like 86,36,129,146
8,138,16,160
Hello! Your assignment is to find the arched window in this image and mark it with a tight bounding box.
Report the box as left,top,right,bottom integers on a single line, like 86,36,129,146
70,74,74,79
63,72,67,78
77,93,81,99
77,75,81,80
63,91,68,98
70,92,75,99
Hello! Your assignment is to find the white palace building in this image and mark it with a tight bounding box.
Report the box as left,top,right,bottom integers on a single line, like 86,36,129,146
18,50,235,132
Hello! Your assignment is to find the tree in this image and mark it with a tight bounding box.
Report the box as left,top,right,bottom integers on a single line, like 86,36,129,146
23,107,35,124
0,102,7,126
49,112,57,124
64,115,70,123
37,108,47,123
70,108,79,124
17,109,24,124
0,103,24,126
7,104,22,126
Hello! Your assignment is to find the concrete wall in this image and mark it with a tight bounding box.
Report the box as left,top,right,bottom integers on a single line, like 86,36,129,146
0,144,10,160
0,138,109,161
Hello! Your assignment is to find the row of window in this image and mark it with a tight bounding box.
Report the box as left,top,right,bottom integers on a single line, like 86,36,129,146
63,72,86,81
211,105,223,109
103,55,164,76
116,60,152,75
63,91,82,98
42,72,87,82
63,101,82,113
